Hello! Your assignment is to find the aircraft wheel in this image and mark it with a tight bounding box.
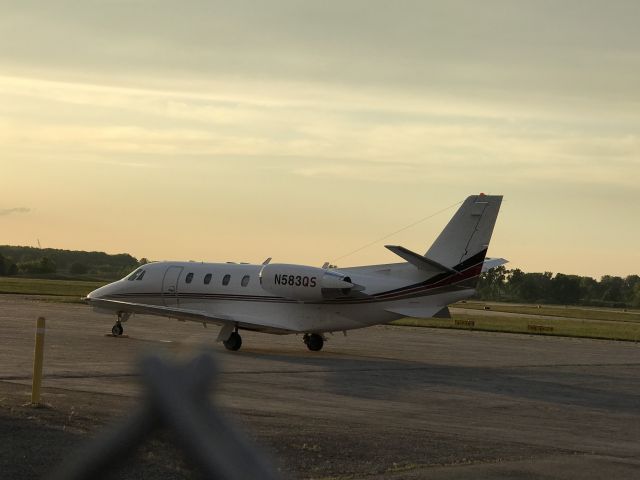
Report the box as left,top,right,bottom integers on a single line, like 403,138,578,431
304,333,324,352
224,331,242,351
112,323,124,336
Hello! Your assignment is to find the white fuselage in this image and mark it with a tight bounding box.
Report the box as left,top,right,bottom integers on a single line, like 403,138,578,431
88,260,474,334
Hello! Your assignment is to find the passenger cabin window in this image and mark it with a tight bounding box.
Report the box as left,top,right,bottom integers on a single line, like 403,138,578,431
136,270,146,281
204,273,212,285
185,272,194,284
222,274,231,286
127,269,142,281
241,275,250,287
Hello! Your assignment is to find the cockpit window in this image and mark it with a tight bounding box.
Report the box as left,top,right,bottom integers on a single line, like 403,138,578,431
185,272,194,284
127,269,142,281
136,270,146,281
204,273,212,285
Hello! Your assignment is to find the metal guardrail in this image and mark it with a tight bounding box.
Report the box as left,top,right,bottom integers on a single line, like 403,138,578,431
48,352,282,480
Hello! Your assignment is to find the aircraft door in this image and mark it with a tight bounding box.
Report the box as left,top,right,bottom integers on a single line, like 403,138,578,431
162,266,183,306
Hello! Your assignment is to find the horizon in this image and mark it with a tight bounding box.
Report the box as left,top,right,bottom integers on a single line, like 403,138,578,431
0,241,636,282
1,1,639,279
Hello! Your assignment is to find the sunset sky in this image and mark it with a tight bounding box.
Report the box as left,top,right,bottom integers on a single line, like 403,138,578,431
1,1,639,278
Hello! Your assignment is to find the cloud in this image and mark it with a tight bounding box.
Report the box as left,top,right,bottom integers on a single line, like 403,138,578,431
0,207,30,216
87,159,163,168
2,0,639,114
1,72,637,190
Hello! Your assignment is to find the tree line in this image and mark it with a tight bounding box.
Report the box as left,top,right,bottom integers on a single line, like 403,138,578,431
0,245,144,281
476,266,640,308
1,245,638,307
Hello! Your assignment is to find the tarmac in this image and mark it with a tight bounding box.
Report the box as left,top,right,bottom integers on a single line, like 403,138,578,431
1,294,640,479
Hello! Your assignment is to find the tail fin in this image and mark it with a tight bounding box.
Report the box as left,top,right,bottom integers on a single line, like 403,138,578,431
425,194,503,270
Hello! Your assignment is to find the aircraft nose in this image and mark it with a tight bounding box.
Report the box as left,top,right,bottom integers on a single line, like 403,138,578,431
85,284,111,302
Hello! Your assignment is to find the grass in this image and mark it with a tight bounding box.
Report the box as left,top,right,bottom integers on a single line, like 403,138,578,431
0,276,105,298
393,310,640,342
456,301,640,323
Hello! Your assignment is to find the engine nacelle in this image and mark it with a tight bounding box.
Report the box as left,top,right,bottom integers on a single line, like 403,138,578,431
259,263,354,301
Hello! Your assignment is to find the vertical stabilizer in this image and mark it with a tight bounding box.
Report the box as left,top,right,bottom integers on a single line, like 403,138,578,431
425,194,503,269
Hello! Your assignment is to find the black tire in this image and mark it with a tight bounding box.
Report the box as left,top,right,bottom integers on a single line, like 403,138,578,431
112,323,123,336
305,334,324,352
223,331,242,351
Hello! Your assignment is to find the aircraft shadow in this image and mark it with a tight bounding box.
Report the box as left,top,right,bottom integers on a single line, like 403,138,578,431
236,350,640,414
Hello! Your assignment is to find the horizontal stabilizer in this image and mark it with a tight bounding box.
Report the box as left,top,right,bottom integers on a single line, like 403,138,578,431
385,245,456,274
482,257,509,272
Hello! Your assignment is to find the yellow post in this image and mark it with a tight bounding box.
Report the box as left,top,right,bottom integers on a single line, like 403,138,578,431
31,316,46,406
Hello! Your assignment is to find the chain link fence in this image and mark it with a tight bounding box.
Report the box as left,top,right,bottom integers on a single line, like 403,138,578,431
48,352,282,480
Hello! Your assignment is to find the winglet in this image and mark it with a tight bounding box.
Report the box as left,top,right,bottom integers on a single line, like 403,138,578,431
385,245,457,274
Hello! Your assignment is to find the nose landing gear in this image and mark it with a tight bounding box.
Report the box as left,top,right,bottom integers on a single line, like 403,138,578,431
111,323,124,336
111,312,130,337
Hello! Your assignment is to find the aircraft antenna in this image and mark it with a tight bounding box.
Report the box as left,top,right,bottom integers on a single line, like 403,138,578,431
331,199,463,263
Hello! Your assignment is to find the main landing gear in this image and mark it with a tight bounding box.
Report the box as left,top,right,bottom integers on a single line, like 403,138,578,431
111,323,124,336
224,331,242,351
111,312,130,337
303,333,324,352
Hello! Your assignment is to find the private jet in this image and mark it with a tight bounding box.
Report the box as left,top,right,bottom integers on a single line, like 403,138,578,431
86,194,505,351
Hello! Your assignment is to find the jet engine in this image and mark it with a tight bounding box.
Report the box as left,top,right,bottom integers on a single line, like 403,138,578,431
259,264,355,301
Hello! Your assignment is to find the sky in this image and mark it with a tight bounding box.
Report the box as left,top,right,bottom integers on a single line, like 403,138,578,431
1,0,639,278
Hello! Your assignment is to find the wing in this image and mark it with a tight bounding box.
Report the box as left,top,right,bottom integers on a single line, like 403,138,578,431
481,257,509,272
385,305,451,319
86,298,298,334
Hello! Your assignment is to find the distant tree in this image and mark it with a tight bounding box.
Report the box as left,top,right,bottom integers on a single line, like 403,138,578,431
579,276,598,301
17,260,35,274
39,257,56,273
0,253,17,276
18,257,57,274
70,262,89,275
476,265,507,300
0,245,138,280
631,284,640,308
622,275,640,305
476,267,640,307
550,273,582,304
504,271,552,303
7,262,18,275
600,275,624,303
520,272,552,302
504,268,525,300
